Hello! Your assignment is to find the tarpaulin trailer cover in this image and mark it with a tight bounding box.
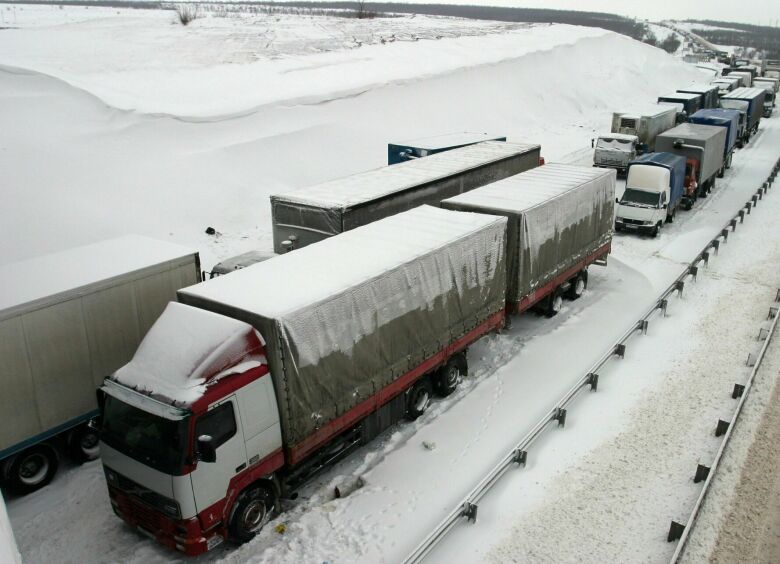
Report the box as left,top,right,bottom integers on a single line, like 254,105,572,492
441,164,615,307
179,206,508,450
0,236,200,457
270,140,539,253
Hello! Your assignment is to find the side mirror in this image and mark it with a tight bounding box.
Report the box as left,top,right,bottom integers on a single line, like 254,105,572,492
197,434,216,463
663,203,668,209
615,197,620,203
591,138,595,148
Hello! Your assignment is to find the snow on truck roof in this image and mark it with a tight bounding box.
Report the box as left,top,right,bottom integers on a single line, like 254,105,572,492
0,235,197,316
390,132,505,150
112,302,266,406
598,133,637,141
271,141,539,209
722,87,767,100
658,122,726,141
179,205,506,319
658,92,702,101
441,163,615,216
614,104,676,118
678,83,719,94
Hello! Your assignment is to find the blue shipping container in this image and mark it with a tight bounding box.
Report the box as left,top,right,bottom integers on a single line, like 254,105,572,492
627,152,686,207
689,109,740,166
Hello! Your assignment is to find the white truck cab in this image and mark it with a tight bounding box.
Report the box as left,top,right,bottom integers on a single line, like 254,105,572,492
592,133,638,173
615,165,670,237
99,303,283,556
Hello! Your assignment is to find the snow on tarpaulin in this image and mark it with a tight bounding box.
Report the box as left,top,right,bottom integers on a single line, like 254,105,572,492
442,163,616,305
179,205,508,447
112,302,266,405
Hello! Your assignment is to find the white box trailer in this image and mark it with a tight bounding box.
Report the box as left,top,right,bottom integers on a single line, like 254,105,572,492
0,236,200,493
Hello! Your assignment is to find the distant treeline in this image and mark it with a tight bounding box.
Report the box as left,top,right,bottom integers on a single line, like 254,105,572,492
686,19,780,58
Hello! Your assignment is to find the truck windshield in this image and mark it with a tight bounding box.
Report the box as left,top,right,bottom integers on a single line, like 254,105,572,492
621,188,661,207
597,138,633,151
101,395,188,475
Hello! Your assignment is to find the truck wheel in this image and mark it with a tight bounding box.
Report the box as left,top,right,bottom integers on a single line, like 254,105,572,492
229,484,276,544
9,444,59,494
405,378,432,420
717,167,725,178
545,288,564,318
666,207,675,224
651,223,660,238
68,424,100,463
434,354,467,397
566,271,587,300
709,177,716,193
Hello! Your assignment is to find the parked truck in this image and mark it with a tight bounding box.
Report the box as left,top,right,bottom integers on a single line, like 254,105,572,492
0,236,200,493
726,70,753,88
608,105,677,153
441,164,615,316
614,153,687,237
657,92,703,121
209,250,277,278
270,140,541,253
711,76,741,96
721,87,766,140
688,108,741,169
752,79,776,117
592,132,638,174
677,84,720,110
98,206,509,555
387,132,506,165
655,123,727,200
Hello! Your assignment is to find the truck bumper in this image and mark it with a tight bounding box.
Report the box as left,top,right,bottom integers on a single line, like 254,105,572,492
615,218,656,234
107,485,224,556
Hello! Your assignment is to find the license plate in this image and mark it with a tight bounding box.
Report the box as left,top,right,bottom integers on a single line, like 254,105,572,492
207,535,224,550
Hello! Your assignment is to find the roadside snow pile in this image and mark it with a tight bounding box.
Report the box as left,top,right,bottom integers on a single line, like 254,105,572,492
0,10,703,268
0,493,21,564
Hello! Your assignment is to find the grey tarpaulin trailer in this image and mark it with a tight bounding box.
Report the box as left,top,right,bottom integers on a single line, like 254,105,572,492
0,235,200,492
441,164,616,314
179,206,508,465
270,140,540,253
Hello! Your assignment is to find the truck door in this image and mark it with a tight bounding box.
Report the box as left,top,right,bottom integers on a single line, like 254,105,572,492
190,397,247,515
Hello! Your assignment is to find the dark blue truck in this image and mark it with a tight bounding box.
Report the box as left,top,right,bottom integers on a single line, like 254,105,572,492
388,132,506,165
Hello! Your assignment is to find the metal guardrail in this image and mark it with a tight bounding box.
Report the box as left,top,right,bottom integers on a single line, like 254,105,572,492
402,157,780,564
668,157,780,562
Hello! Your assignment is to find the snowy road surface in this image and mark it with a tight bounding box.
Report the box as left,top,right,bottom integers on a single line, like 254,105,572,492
3,5,777,564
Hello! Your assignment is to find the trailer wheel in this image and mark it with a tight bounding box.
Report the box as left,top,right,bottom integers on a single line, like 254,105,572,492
545,288,564,318
9,444,59,494
566,272,588,300
405,378,433,420
434,354,467,397
68,424,100,463
229,484,276,544
717,166,725,178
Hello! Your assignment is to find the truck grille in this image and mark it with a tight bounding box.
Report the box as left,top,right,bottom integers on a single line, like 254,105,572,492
622,218,645,226
105,466,180,524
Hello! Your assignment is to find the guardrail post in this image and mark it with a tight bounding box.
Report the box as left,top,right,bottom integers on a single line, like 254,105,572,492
701,251,709,267
676,280,685,296
732,383,745,399
721,228,729,242
689,266,698,281
711,240,720,256
587,372,599,391
615,343,626,358
462,502,478,523
694,464,711,483
759,327,770,341
739,210,745,223
746,352,757,367
553,407,567,427
513,449,528,466
715,419,729,437
660,298,669,317
752,194,758,207
746,201,752,214
639,319,649,335
758,188,764,200
668,521,685,542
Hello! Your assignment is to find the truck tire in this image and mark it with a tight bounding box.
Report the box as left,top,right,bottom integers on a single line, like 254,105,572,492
8,444,59,494
434,354,467,397
68,424,100,463
666,207,676,224
717,166,725,179
651,223,660,238
545,288,564,318
566,271,588,300
405,378,433,420
228,484,276,544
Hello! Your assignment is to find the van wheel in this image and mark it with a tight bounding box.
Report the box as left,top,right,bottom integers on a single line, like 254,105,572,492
545,288,564,318
434,354,467,397
229,484,276,544
68,424,100,463
406,378,432,420
9,444,59,494
651,224,660,238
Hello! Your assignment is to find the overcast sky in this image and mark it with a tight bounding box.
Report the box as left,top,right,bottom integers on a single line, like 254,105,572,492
363,0,780,26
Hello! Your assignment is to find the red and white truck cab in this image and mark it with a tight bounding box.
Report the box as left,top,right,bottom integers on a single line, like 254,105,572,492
99,303,284,556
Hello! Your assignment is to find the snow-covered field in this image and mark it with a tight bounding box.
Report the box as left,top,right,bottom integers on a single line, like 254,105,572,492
3,4,779,564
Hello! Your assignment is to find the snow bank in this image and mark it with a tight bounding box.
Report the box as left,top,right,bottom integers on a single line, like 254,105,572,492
0,492,21,564
113,302,266,404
